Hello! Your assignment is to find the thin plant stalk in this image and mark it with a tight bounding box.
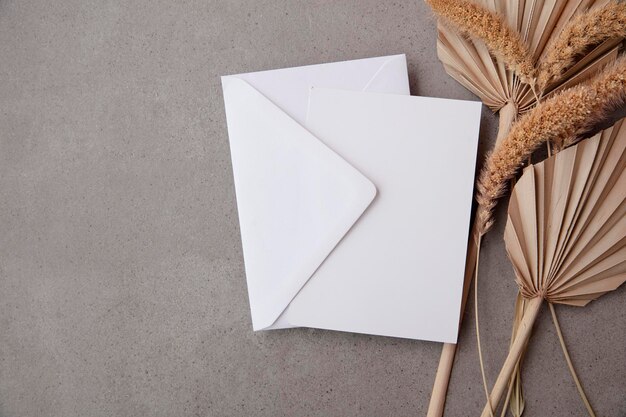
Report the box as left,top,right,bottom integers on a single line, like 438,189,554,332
474,235,494,417
427,107,518,417
501,293,527,417
426,222,481,417
480,297,543,417
549,303,596,417
495,102,517,145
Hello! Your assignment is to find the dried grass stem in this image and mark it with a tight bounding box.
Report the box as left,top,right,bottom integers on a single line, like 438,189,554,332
476,56,626,234
537,1,626,91
425,0,536,86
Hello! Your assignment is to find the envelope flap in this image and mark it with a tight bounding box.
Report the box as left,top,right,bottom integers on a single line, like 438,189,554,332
363,54,409,93
234,54,409,125
222,76,376,330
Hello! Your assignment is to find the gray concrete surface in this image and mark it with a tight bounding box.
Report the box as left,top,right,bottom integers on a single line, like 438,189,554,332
1,1,625,416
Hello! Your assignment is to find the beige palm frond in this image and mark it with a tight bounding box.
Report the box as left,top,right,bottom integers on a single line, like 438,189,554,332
432,0,623,114
537,1,626,91
425,0,536,85
476,56,626,235
479,119,626,417
424,3,626,416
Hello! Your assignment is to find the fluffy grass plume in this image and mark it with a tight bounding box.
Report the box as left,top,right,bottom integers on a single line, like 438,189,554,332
425,0,536,86
476,56,626,234
537,1,626,91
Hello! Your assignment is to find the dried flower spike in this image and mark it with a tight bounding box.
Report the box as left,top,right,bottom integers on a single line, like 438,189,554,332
537,1,626,91
425,0,536,86
476,56,626,234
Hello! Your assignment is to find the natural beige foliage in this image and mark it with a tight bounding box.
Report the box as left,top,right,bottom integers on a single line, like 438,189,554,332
505,120,626,306
483,123,626,417
428,0,626,112
475,56,626,234
537,1,626,91
425,0,536,86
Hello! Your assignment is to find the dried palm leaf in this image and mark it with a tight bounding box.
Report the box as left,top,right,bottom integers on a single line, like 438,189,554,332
537,1,626,91
425,3,626,416
433,0,623,116
476,56,626,236
479,119,626,417
427,51,626,417
426,0,536,86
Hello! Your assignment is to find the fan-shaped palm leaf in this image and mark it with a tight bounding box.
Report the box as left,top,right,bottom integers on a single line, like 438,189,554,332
479,119,626,417
425,3,626,415
436,0,622,114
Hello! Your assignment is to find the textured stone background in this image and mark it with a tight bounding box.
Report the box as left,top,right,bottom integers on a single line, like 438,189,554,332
1,1,624,416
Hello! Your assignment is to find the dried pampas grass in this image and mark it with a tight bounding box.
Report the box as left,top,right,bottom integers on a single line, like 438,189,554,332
537,1,626,91
476,56,626,235
425,0,536,85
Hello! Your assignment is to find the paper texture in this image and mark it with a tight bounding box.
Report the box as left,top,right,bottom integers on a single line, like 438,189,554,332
221,55,410,331
226,54,410,125
222,56,483,343
279,89,481,343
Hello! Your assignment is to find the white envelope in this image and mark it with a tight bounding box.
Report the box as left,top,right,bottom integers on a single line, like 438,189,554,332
221,55,410,330
221,55,480,343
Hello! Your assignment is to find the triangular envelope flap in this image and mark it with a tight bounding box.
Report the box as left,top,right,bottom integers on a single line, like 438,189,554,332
362,54,409,93
234,55,408,126
222,76,376,330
